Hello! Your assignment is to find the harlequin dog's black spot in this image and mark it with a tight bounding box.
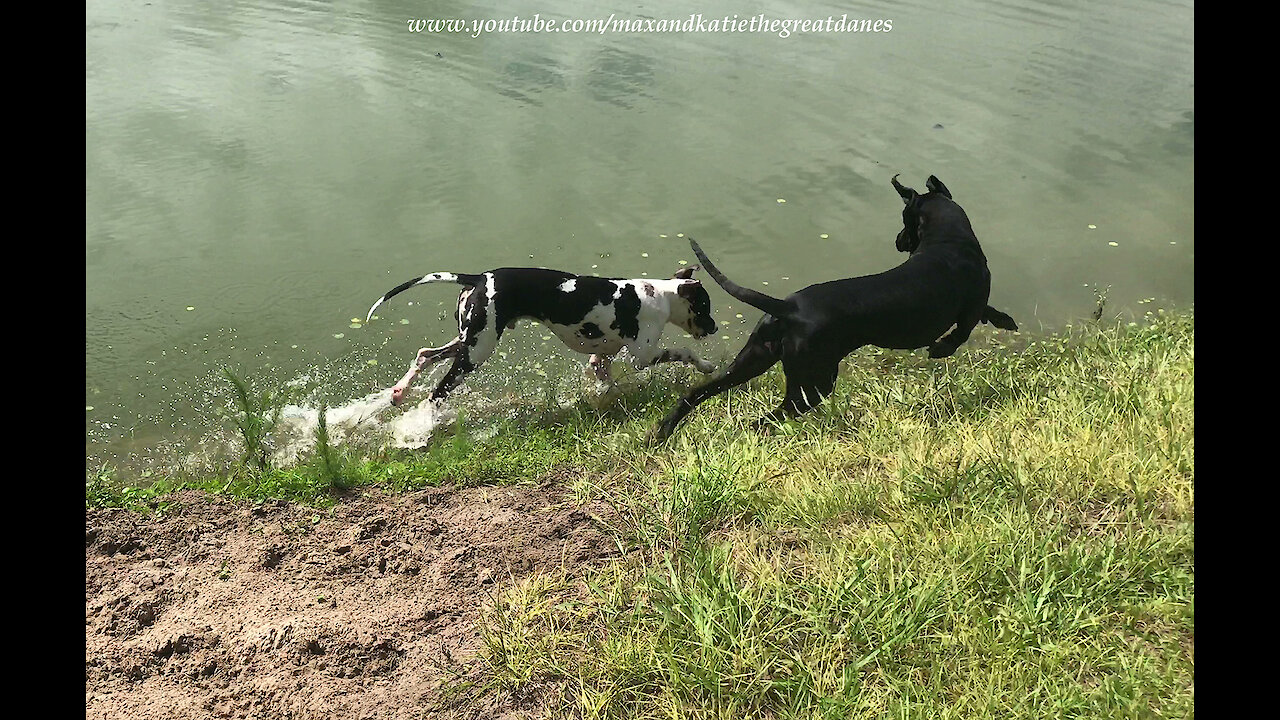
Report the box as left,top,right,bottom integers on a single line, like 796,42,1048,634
610,284,641,339
578,322,604,339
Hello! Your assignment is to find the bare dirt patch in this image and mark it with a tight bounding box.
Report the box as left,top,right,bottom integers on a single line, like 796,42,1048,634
86,483,619,719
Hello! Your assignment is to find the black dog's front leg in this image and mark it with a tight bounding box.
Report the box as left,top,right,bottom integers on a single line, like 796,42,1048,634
929,308,983,359
981,305,1018,331
933,305,1017,357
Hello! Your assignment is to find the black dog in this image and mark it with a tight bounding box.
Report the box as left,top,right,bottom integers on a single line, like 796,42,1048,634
652,174,1017,441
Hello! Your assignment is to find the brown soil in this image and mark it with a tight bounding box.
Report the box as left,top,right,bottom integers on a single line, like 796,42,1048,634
86,483,620,719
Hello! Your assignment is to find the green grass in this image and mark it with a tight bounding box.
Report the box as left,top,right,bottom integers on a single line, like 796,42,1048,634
87,312,1194,718
475,313,1194,719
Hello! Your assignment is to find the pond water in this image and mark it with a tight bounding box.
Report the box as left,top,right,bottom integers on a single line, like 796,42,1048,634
86,0,1194,475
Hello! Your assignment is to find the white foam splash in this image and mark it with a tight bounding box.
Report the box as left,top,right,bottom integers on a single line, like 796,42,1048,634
269,391,391,465
257,351,615,467
266,386,470,465
388,400,456,449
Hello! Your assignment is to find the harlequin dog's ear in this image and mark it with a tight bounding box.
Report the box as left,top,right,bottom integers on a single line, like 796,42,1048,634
891,174,918,205
672,265,700,280
925,175,952,199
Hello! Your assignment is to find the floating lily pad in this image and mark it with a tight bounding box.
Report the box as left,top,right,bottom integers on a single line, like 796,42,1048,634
333,333,345,339
349,322,362,329
776,198,786,203
185,306,195,311
367,359,378,366
399,319,410,325
820,233,829,239
1108,242,1119,247
641,252,649,257
1088,224,1097,229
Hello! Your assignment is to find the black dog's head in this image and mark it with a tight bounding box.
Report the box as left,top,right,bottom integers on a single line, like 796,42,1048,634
891,174,955,253
671,265,718,338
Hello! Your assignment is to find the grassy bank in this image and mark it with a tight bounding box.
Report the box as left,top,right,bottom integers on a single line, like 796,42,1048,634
87,312,1194,718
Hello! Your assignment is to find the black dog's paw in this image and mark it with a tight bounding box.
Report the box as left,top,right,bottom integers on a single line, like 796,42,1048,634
648,420,676,445
992,316,1018,331
750,413,789,435
928,342,957,359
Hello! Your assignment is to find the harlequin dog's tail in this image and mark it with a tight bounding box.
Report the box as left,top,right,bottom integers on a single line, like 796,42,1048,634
365,272,486,322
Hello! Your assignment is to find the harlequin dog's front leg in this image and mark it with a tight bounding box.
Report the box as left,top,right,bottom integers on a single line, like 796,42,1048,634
651,348,718,374
583,354,615,397
587,354,614,383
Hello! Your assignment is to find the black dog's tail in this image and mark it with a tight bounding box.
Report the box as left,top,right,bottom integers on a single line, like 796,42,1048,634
365,271,486,322
688,238,794,319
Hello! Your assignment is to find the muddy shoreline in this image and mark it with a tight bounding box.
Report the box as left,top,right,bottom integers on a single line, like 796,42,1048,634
86,485,618,719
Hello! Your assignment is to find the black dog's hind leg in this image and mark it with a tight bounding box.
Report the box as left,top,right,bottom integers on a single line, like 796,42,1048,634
754,358,840,430
652,339,781,442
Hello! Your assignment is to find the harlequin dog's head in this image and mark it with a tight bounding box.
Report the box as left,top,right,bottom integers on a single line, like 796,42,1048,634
891,174,959,253
669,265,717,338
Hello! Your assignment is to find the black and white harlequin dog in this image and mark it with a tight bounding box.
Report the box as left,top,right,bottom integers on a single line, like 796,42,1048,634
365,265,719,405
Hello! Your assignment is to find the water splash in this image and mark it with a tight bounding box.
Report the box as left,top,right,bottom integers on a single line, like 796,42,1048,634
270,391,390,465
387,400,457,449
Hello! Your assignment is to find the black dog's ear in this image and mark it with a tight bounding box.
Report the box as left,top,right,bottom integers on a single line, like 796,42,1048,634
672,265,700,280
925,175,952,199
891,174,918,204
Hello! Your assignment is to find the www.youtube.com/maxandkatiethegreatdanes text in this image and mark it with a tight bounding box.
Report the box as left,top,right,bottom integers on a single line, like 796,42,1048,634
407,13,893,39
